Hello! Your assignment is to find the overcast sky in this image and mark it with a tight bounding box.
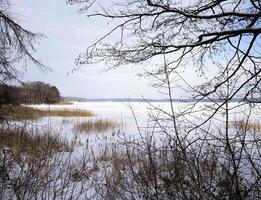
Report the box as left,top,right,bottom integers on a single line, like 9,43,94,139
8,0,166,99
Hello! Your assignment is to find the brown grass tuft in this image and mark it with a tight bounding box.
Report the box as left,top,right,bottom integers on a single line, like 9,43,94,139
231,120,261,133
53,102,74,105
73,118,118,133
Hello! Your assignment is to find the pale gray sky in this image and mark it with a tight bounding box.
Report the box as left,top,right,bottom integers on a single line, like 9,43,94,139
9,0,164,99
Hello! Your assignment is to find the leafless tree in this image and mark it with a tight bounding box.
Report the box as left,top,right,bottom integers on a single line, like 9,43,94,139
71,0,261,102
68,0,261,199
0,0,49,123
0,0,47,84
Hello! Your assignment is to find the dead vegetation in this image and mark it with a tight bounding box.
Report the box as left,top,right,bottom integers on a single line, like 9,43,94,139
53,101,74,105
0,127,71,156
0,125,93,199
73,118,118,133
231,120,261,133
1,105,94,120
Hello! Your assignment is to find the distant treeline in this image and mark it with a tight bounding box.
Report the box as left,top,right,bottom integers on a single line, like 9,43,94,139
84,98,247,103
0,81,61,104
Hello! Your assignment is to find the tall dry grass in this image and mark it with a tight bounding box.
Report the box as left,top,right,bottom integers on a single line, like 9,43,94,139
73,118,118,133
231,120,261,133
1,105,94,120
0,127,71,156
53,102,74,105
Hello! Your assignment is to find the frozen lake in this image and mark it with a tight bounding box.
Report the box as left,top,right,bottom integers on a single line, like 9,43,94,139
30,101,261,127
26,101,261,150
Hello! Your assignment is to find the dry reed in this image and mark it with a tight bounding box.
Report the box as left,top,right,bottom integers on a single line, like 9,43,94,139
231,120,261,133
0,127,71,156
73,118,118,133
2,105,94,120
53,102,74,105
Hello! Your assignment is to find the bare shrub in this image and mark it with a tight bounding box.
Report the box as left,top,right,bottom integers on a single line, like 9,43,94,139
88,122,261,199
0,126,95,199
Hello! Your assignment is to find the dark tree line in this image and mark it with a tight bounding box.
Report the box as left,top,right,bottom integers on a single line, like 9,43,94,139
0,81,61,104
0,1,49,122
